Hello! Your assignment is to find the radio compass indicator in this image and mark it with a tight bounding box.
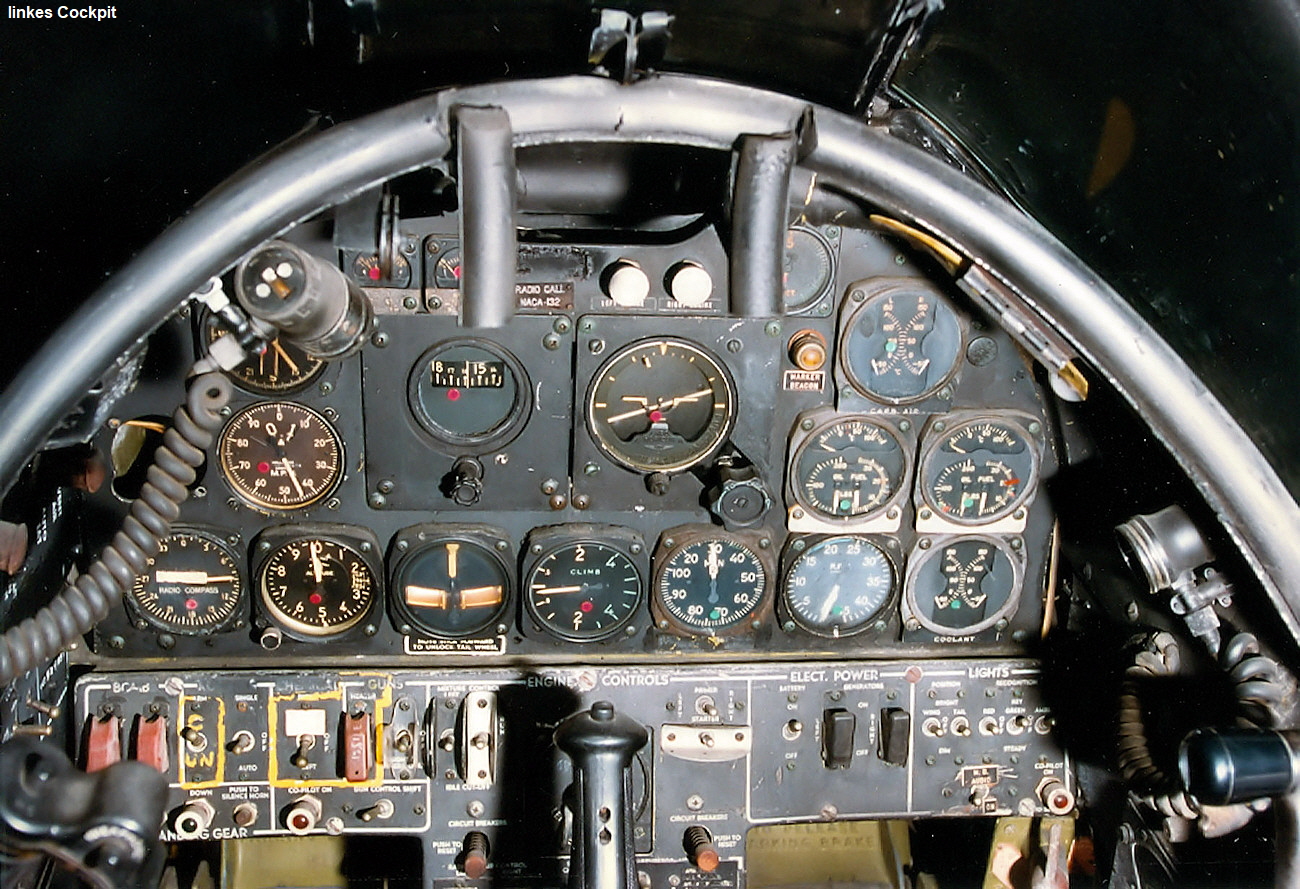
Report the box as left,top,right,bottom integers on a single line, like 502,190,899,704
127,529,243,635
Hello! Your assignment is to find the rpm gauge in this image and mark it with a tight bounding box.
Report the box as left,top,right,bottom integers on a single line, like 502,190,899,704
918,416,1040,526
204,316,324,395
790,415,908,524
127,529,243,635
390,531,512,638
904,535,1022,635
525,540,643,642
218,402,342,511
783,535,895,638
587,338,735,473
840,283,963,403
652,528,770,636
258,537,376,639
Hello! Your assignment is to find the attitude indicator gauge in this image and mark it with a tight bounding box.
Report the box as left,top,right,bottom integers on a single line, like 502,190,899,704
652,527,771,636
782,535,895,638
127,529,243,635
524,539,643,642
904,536,1022,636
918,416,1040,528
789,414,909,527
257,536,376,639
587,338,735,473
390,530,512,638
218,402,342,511
840,283,963,403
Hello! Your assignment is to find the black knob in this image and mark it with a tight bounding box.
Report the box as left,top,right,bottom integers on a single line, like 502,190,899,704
554,702,648,889
446,457,484,506
1180,728,1300,804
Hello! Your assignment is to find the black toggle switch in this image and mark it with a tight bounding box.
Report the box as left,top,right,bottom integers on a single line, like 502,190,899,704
821,709,856,769
879,708,911,767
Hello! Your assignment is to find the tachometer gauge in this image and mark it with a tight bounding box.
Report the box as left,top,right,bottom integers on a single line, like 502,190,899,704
524,539,643,642
127,529,243,635
904,536,1022,636
587,338,736,473
839,282,963,403
782,535,894,638
204,316,324,395
782,226,835,313
390,530,512,638
789,414,909,527
918,416,1040,528
408,339,529,448
652,527,771,636
218,402,342,511
258,536,376,639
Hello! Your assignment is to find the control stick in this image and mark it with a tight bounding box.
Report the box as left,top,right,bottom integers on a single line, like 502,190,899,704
554,701,649,889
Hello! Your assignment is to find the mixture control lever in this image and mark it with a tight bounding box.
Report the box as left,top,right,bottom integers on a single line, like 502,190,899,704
554,701,649,889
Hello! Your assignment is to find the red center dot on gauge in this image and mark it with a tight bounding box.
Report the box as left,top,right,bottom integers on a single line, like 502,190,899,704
367,266,382,281
257,461,270,474
309,592,323,605
580,601,593,612
649,410,664,422
447,388,461,401
185,598,198,611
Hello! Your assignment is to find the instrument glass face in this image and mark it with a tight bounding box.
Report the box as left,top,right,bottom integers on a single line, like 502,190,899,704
783,536,894,637
393,537,511,638
204,317,324,395
782,226,834,313
218,402,342,510
525,541,643,642
408,340,527,446
920,418,1039,524
587,338,736,473
841,287,963,403
791,416,907,521
655,537,766,634
259,538,375,638
907,536,1020,634
128,530,243,634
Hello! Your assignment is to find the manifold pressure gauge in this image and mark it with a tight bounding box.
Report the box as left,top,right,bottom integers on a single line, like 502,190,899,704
651,526,773,637
917,415,1041,530
389,526,512,638
218,401,342,511
782,535,895,638
257,534,377,639
203,315,323,395
788,413,909,530
127,529,243,635
587,338,736,473
523,529,644,642
839,280,963,404
904,535,1022,636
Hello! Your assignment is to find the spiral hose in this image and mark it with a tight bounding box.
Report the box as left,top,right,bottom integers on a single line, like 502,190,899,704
0,368,230,684
1118,629,1289,820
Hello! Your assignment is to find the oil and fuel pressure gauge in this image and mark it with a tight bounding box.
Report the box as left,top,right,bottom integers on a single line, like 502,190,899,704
916,415,1041,531
126,528,243,635
389,526,512,639
782,535,895,638
586,338,736,473
903,535,1023,637
651,526,773,637
218,401,342,511
788,413,910,531
839,281,963,404
256,532,378,640
523,528,645,642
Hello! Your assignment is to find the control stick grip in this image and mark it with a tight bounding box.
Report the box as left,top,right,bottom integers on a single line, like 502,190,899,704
1180,727,1300,804
554,701,649,889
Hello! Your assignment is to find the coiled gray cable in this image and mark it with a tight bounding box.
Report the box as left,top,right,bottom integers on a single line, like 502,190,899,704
0,366,230,684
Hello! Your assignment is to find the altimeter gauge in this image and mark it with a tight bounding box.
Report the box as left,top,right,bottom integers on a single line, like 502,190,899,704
258,536,377,639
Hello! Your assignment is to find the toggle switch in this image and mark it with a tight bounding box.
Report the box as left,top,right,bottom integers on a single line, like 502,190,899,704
821,709,856,770
85,714,122,772
878,708,911,767
343,708,373,782
134,714,170,773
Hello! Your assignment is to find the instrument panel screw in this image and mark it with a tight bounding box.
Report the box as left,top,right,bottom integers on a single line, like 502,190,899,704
495,540,509,552
758,538,771,549
396,540,409,553
579,319,594,332
886,689,898,701
895,254,907,266
800,418,815,431
926,756,936,766
750,619,762,631
428,296,443,310
413,805,425,816
583,462,601,476
372,331,389,348
787,693,798,704
377,479,395,494
398,623,412,635
898,418,911,432
531,543,543,554
782,620,796,633
625,625,637,636
875,620,887,634
666,701,676,711
467,800,486,818
399,700,411,711
541,479,559,494
426,240,440,255
553,318,572,334
360,541,372,552
658,619,670,630
726,339,742,353
107,635,125,649
995,619,1009,632
1028,421,1042,435
786,761,797,772
906,619,921,631
886,506,900,520
193,486,207,499
686,795,704,812
790,507,804,520
851,290,866,302
1011,630,1029,642
326,498,341,510
630,543,641,554
573,494,591,510
589,338,605,354
938,386,953,400
791,539,806,552
158,634,175,650
495,624,508,635
368,492,387,508
403,296,418,310
135,620,148,630
663,538,675,549
543,334,561,350
821,805,838,821
829,690,842,702
364,624,378,637
917,537,932,549
764,321,782,338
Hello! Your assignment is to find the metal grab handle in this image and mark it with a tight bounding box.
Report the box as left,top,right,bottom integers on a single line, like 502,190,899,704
554,701,649,889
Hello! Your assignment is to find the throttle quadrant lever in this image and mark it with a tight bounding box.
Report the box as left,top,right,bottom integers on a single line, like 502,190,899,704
555,701,649,889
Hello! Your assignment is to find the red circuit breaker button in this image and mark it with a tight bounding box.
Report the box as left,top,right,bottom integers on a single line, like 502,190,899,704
135,714,170,773
85,715,122,772
344,710,373,782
